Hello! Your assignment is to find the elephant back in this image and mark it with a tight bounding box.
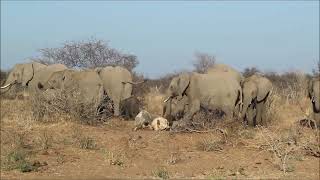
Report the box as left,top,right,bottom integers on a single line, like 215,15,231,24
206,63,243,84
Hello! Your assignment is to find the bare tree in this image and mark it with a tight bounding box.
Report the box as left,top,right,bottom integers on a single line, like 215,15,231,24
243,67,261,78
193,52,216,73
34,38,139,71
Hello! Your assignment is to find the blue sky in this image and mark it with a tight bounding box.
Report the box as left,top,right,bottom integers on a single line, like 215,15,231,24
1,1,319,78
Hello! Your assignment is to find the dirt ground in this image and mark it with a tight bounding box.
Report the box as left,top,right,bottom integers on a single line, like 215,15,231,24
0,98,319,180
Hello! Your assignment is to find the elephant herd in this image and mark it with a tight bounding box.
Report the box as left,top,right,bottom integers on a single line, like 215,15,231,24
1,62,319,129
0,62,142,117
162,64,274,129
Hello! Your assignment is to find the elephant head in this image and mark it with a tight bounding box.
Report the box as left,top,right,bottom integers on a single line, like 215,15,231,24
38,70,67,90
241,75,272,119
163,73,190,122
1,62,46,90
163,95,188,122
165,73,190,100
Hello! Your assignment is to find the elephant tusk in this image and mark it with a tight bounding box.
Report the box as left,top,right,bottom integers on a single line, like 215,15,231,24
0,83,12,89
0,81,16,89
163,96,172,103
121,80,144,85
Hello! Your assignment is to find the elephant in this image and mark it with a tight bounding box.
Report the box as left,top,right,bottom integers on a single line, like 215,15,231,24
163,95,189,124
1,62,46,93
29,64,67,93
164,72,242,128
120,96,141,120
206,63,244,115
241,74,273,127
206,63,244,84
308,77,320,126
95,66,143,116
38,69,104,107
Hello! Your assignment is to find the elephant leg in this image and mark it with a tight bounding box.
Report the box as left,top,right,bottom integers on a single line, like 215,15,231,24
222,105,233,121
172,99,200,129
256,102,265,126
246,106,256,127
183,99,200,121
260,101,267,126
113,98,120,116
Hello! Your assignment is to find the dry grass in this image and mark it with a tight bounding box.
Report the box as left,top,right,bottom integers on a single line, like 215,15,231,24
30,88,110,125
143,86,166,116
0,71,319,179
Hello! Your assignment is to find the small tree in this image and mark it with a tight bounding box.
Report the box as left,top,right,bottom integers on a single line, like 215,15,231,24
243,67,261,78
193,52,216,73
34,38,139,71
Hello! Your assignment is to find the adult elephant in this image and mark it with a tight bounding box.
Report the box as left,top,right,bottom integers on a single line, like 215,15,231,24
1,62,46,92
164,72,242,128
206,63,244,115
206,63,244,84
38,69,104,106
308,77,320,126
95,66,143,116
241,74,273,127
29,64,67,93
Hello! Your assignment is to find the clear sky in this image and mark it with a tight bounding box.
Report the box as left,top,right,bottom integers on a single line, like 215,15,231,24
1,1,319,78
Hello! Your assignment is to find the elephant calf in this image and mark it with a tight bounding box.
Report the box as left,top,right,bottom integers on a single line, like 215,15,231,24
241,74,273,127
120,96,141,120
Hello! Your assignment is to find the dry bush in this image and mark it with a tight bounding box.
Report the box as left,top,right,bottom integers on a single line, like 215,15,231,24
30,88,112,125
242,67,261,78
132,73,178,98
143,87,166,116
265,72,308,100
191,108,226,130
197,134,224,152
153,167,170,180
72,126,97,150
258,125,319,173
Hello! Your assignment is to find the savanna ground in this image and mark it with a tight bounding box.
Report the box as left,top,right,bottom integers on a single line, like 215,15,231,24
1,74,319,180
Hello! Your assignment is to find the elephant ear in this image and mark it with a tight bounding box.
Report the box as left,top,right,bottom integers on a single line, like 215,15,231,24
257,83,270,102
21,63,34,86
177,73,190,96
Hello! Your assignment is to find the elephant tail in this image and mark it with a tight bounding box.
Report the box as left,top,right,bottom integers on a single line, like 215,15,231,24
26,63,35,86
234,88,242,109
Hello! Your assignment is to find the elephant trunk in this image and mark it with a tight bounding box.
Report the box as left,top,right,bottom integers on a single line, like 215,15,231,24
241,98,251,119
0,80,17,94
163,98,172,120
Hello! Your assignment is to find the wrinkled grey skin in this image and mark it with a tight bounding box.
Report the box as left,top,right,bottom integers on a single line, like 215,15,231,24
1,62,46,93
163,95,189,124
95,66,141,117
206,63,244,84
120,96,141,120
165,72,242,128
241,74,273,127
206,63,244,116
308,77,320,126
29,64,67,94
39,69,104,106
